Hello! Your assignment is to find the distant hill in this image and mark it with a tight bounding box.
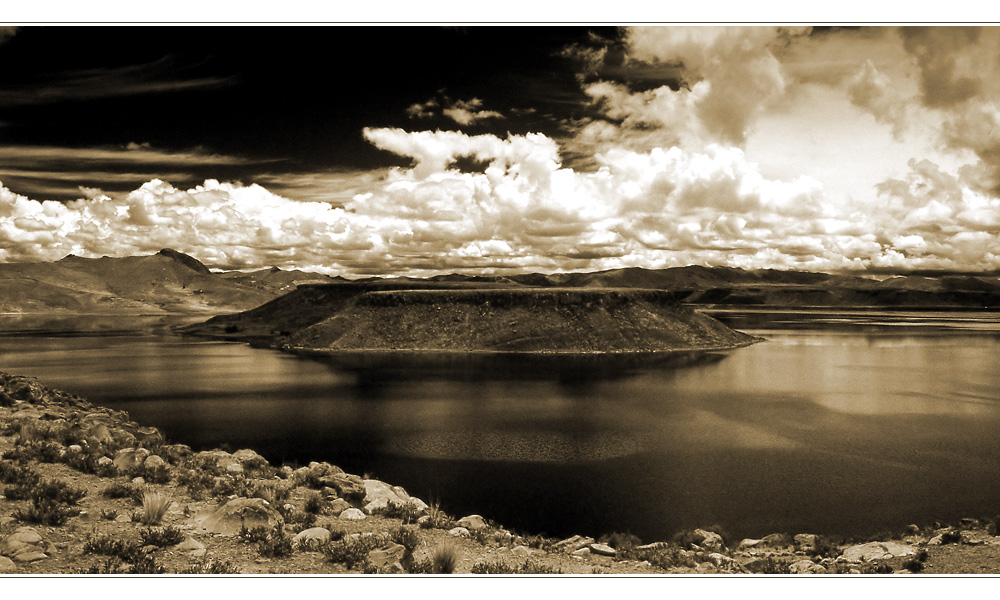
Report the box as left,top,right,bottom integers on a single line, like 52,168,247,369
0,249,276,314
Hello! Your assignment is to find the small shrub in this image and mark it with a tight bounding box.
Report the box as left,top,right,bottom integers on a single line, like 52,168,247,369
599,531,642,551
902,557,925,572
430,541,460,574
141,463,172,484
382,500,423,524
743,557,793,574
100,508,120,521
470,558,563,574
940,530,963,544
13,497,79,526
240,525,293,558
303,490,326,514
811,535,840,559
140,491,171,525
177,469,216,500
0,460,38,484
102,481,144,504
181,558,241,574
140,526,185,547
619,543,686,570
252,482,291,506
421,501,456,530
323,533,390,568
83,534,143,562
31,479,86,505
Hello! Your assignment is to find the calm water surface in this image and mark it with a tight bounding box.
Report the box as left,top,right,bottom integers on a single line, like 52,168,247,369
2,310,999,542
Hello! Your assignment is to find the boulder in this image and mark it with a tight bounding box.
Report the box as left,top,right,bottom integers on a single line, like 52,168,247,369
571,548,591,558
293,527,332,550
588,543,616,557
366,543,406,573
448,527,470,537
738,538,763,550
85,423,114,447
692,529,725,552
233,448,267,465
339,508,366,521
113,447,151,473
0,527,54,559
0,556,15,573
97,456,113,467
133,425,164,446
553,535,595,554
511,545,532,558
760,533,792,547
841,542,917,562
456,515,488,530
194,498,284,536
322,473,366,503
143,454,167,470
363,479,411,514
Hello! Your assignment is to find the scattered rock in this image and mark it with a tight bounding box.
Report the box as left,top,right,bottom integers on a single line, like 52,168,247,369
114,514,132,523
131,477,146,485
328,498,352,516
456,515,488,530
97,456,113,467
572,548,591,558
841,542,917,562
588,543,616,557
174,537,206,558
194,498,284,535
553,535,595,554
510,545,532,558
738,538,763,550
707,552,733,568
339,508,366,521
293,527,332,550
12,551,47,563
790,559,825,574
448,527,470,537
794,533,818,551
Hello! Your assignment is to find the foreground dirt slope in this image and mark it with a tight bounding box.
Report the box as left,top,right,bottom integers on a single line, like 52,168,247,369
2,372,1000,576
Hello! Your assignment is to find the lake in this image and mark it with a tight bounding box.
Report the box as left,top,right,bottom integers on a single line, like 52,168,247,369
2,309,999,543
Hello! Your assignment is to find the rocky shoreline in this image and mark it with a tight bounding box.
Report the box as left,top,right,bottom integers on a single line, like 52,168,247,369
2,371,999,575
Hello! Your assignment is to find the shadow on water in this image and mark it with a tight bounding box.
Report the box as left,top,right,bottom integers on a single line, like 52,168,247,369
304,350,732,386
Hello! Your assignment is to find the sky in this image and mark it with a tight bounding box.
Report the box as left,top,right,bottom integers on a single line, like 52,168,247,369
1,25,1000,276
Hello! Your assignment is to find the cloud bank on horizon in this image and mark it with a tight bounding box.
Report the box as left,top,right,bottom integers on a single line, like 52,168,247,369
2,26,1000,276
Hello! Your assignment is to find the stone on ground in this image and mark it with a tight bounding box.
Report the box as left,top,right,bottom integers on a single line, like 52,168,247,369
553,535,595,553
194,497,284,535
841,541,917,562
339,508,366,521
588,543,616,557
0,556,15,572
293,527,332,549
456,514,488,530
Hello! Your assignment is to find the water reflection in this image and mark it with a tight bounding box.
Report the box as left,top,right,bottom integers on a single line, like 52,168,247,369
2,312,1000,540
